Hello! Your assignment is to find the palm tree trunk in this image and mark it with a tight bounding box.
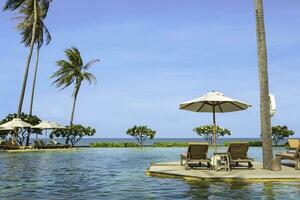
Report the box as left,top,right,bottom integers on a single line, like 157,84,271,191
66,87,80,144
29,46,40,115
25,46,40,146
17,0,38,117
254,0,273,169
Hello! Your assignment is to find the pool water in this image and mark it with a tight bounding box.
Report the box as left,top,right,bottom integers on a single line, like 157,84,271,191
0,147,299,199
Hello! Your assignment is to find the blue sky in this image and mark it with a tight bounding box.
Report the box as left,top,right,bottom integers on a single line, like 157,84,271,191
0,0,300,138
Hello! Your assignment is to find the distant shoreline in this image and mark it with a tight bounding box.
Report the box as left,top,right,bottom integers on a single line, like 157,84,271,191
32,137,295,146
89,141,288,148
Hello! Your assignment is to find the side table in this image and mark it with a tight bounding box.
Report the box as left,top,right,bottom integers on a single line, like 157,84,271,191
211,152,231,171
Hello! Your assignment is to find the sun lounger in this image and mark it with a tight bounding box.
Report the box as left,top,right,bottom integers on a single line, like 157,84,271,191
180,142,211,169
276,144,300,170
34,140,58,149
34,140,70,149
34,140,46,149
287,139,300,153
3,141,20,150
227,142,254,168
3,141,32,150
50,140,61,145
0,141,5,150
288,139,300,149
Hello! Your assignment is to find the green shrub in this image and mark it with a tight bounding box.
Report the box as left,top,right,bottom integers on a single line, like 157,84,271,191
249,141,262,147
124,142,140,147
90,142,139,148
224,141,230,147
153,142,188,147
224,141,262,147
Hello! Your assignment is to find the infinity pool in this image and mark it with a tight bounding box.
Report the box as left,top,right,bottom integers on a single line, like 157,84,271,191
0,147,299,199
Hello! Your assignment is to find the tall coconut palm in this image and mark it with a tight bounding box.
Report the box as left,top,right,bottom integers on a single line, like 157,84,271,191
17,0,51,115
51,47,99,144
12,0,51,146
4,0,39,118
254,0,273,169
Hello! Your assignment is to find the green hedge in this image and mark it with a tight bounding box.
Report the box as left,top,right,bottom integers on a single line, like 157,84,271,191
153,142,188,147
223,141,262,147
90,142,140,148
91,141,270,148
90,142,189,147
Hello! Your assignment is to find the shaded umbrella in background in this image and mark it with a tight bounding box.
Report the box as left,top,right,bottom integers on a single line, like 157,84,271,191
0,118,33,141
0,118,33,129
0,126,13,140
33,121,66,143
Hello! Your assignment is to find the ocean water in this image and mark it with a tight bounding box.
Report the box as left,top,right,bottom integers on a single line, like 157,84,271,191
0,147,299,199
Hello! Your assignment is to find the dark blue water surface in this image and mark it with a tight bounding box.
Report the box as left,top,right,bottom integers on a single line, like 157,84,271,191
0,147,300,199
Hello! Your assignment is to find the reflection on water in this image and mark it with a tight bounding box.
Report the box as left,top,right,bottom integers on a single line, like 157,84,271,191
179,179,300,199
0,147,299,199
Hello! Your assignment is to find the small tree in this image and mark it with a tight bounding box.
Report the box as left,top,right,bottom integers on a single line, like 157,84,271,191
126,125,156,147
0,113,42,145
193,125,231,145
272,125,294,146
51,124,95,147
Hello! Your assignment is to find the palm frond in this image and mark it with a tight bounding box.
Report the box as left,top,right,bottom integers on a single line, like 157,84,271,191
64,47,83,67
43,24,51,45
3,0,27,11
51,47,98,96
39,0,51,19
82,72,97,85
83,59,100,70
12,0,52,48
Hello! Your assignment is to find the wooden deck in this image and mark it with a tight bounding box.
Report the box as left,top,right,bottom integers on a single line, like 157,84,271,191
146,161,300,181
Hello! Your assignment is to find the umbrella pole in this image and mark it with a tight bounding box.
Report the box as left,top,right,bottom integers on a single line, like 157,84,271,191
213,106,216,152
13,128,18,143
45,129,47,144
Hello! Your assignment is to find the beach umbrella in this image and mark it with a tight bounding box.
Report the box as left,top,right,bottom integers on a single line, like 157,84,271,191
48,122,66,129
0,126,13,140
33,121,66,142
0,118,33,129
180,91,251,150
0,126,13,131
0,118,33,141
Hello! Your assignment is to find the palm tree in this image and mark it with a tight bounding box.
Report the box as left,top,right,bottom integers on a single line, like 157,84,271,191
51,47,99,144
16,0,51,115
254,0,273,169
16,0,51,146
4,0,39,118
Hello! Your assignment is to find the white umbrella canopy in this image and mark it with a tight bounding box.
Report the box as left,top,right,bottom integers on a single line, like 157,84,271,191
33,121,66,129
33,121,66,142
0,126,13,131
49,122,66,129
180,91,251,112
0,118,33,129
180,91,251,150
